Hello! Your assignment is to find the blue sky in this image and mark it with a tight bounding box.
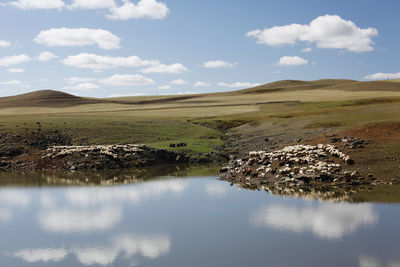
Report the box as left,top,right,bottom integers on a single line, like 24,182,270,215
0,0,399,97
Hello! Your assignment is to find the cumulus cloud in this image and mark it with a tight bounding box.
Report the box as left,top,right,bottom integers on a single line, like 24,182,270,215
62,53,159,70
0,208,12,222
7,68,25,73
193,81,210,87
247,14,378,52
99,74,154,87
37,51,58,62
218,82,261,88
0,189,32,207
38,206,121,233
68,0,116,10
364,72,400,80
9,0,65,10
250,203,378,239
73,234,170,265
158,85,170,90
277,56,308,66
205,183,229,197
34,28,121,50
64,82,101,91
0,40,11,48
11,234,170,265
0,54,31,67
203,60,237,69
301,47,312,53
64,77,96,85
141,63,188,74
170,79,187,85
106,0,169,20
64,179,187,207
12,248,67,263
0,80,22,86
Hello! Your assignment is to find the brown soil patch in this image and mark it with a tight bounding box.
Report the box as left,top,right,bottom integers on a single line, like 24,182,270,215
309,123,400,182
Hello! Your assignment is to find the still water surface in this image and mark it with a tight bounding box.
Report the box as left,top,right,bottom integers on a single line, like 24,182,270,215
0,170,399,266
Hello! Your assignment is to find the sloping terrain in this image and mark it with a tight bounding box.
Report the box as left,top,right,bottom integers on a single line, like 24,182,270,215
0,90,99,107
236,79,400,94
0,79,400,181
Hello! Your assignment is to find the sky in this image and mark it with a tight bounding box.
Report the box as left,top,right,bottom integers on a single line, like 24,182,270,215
0,0,399,98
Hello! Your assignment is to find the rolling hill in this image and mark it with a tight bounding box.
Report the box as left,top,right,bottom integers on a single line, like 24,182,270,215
0,90,99,107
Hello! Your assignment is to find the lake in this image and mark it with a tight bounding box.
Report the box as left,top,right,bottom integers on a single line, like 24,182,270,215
0,167,399,266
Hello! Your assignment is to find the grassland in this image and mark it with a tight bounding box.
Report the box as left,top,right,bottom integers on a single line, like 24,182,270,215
1,79,400,178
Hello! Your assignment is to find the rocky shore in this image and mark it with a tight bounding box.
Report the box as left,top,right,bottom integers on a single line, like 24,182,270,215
219,138,392,195
1,144,192,171
0,131,228,172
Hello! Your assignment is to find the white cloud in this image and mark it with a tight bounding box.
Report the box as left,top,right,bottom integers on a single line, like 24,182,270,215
301,47,312,53
250,203,378,239
0,80,22,86
203,60,237,69
12,248,67,263
7,68,25,73
9,0,65,10
193,81,210,87
107,0,169,20
364,72,400,80
141,63,188,74
0,54,31,67
10,233,170,265
0,80,30,88
158,85,171,90
359,256,381,267
38,206,121,233
62,53,159,70
0,208,12,222
277,56,308,66
247,14,378,52
37,51,58,62
100,74,154,87
64,179,187,207
205,183,229,197
170,79,187,85
218,82,261,88
0,40,11,48
68,0,116,10
34,28,121,50
64,82,100,91
0,189,32,207
73,234,170,265
64,77,96,85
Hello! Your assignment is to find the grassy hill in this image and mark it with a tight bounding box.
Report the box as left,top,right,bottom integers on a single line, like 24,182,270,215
1,79,400,177
0,90,99,107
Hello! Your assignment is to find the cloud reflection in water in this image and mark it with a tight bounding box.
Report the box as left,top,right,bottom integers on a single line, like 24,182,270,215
37,179,188,233
11,233,171,266
12,248,68,263
250,203,378,239
64,179,188,207
38,206,122,233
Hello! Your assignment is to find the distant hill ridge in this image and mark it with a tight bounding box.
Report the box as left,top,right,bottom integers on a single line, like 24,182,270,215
0,90,98,107
236,79,400,94
1,79,400,108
